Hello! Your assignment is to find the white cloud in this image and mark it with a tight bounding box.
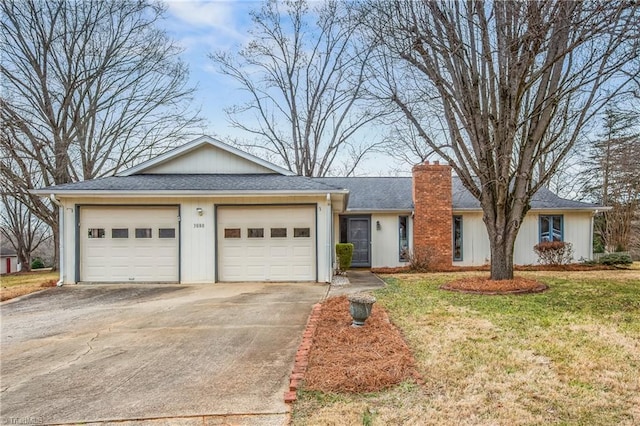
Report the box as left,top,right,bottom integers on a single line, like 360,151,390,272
166,0,236,28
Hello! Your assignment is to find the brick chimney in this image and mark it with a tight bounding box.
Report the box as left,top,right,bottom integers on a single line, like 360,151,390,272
412,161,453,269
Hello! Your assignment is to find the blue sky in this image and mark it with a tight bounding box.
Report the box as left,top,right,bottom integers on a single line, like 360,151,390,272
164,1,255,138
162,0,406,176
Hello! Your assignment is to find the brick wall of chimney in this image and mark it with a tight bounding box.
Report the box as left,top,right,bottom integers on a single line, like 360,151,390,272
412,161,453,269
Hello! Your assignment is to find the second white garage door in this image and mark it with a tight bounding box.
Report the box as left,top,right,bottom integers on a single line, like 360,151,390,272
217,205,316,282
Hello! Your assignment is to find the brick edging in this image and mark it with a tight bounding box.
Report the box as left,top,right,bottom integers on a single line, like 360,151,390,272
284,302,322,405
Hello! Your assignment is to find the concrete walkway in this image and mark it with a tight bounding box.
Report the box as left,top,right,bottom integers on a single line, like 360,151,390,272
326,270,386,297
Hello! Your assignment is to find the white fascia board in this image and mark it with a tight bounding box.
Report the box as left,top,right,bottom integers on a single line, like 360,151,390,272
452,206,610,213
343,209,414,214
32,189,349,198
527,206,612,212
117,135,295,177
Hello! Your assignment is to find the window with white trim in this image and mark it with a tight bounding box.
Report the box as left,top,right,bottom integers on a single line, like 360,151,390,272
399,216,409,262
453,216,463,261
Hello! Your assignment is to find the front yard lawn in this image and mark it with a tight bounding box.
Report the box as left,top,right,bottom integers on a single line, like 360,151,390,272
1,270,58,301
293,269,640,425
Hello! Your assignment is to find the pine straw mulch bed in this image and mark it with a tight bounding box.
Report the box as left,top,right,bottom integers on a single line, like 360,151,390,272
372,263,616,274
303,295,421,393
440,276,548,295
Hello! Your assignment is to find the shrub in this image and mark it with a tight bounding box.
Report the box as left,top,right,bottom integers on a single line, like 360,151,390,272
598,253,632,266
336,243,354,272
534,241,574,265
31,258,45,269
405,247,436,272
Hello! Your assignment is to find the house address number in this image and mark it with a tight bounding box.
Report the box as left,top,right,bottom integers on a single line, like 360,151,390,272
193,223,205,228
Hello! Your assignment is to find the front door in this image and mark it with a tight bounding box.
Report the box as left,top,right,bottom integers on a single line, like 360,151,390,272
347,217,370,267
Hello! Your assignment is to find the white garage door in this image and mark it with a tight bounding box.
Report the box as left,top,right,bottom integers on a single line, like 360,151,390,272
217,205,316,282
80,206,179,282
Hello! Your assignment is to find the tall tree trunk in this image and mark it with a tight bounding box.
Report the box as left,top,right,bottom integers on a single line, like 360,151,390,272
488,235,515,280
17,247,30,272
483,203,523,280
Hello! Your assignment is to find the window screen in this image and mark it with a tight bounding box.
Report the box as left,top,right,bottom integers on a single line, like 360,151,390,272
294,228,310,238
224,228,241,238
399,216,409,262
111,228,128,239
88,228,105,239
135,228,152,238
159,228,175,238
271,228,287,238
248,228,264,238
453,216,463,261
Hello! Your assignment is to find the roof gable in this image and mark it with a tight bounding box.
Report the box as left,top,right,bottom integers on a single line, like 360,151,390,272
118,136,294,176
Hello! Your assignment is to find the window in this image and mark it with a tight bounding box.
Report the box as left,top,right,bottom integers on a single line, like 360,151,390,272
111,228,128,239
159,228,175,238
88,228,105,239
224,228,241,238
539,215,563,242
453,216,463,261
339,217,348,243
248,228,264,238
135,228,152,238
271,228,287,238
399,216,409,262
294,228,310,238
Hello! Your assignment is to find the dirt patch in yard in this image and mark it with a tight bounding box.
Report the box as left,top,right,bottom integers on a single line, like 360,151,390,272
440,276,548,294
0,279,57,301
304,295,420,393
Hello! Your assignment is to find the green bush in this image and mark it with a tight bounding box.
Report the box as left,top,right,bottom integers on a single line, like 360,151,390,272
31,258,45,269
336,243,354,271
598,253,632,266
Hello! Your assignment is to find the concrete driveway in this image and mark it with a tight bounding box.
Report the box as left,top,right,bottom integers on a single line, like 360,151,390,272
0,282,327,425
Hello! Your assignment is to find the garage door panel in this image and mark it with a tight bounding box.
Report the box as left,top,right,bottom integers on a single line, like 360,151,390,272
218,206,315,282
292,265,311,278
80,207,179,282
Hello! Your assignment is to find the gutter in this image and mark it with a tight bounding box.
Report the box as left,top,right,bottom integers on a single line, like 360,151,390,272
30,189,350,197
49,194,64,287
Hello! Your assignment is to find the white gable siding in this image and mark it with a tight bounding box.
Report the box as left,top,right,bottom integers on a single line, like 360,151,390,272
144,144,277,174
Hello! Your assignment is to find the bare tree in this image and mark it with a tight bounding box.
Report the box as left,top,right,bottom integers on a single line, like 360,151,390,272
1,0,202,268
364,0,639,280
211,0,383,177
1,194,51,272
582,106,640,253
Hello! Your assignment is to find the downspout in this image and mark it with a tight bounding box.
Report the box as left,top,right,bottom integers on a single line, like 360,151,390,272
590,210,597,261
50,194,64,286
327,193,332,283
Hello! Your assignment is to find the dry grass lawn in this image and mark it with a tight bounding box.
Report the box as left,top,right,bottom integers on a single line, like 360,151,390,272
293,268,640,426
0,270,58,301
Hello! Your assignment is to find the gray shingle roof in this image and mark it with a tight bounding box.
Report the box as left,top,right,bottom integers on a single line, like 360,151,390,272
1,248,17,257
451,177,600,210
318,176,600,211
40,174,345,193
37,173,600,211
315,177,413,210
